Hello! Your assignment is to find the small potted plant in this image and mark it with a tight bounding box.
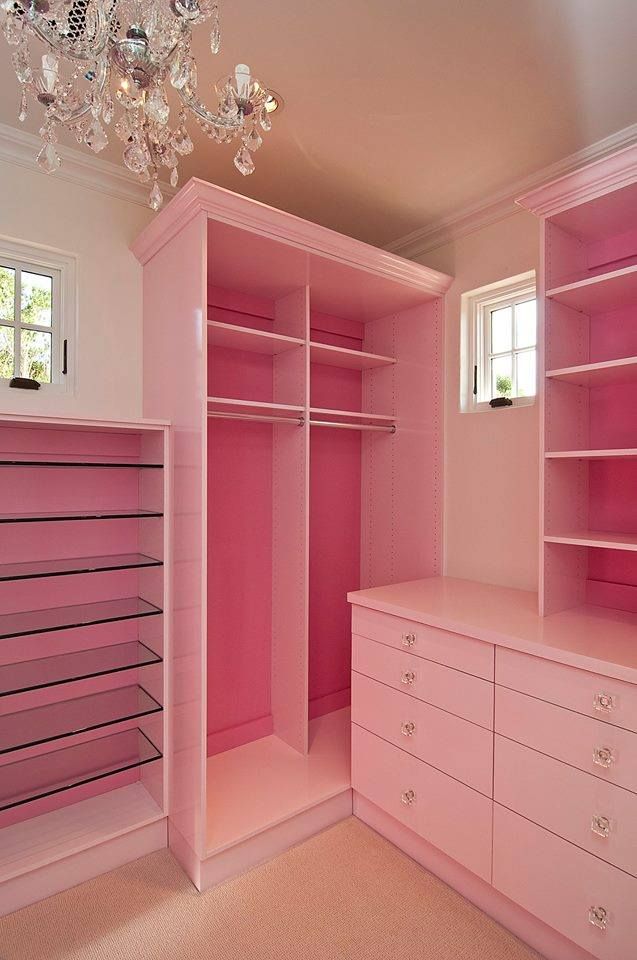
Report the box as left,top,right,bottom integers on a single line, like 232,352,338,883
490,374,513,407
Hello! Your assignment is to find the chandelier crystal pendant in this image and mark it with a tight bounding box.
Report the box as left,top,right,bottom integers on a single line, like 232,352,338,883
1,0,274,209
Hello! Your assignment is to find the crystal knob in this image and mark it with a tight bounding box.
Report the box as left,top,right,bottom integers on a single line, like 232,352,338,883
402,632,416,648
593,746,615,769
401,721,416,737
593,692,616,714
401,789,416,806
591,815,611,838
401,671,416,686
588,906,608,931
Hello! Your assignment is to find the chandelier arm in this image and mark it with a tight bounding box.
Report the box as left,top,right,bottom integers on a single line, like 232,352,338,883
22,6,112,63
177,87,244,131
49,59,108,125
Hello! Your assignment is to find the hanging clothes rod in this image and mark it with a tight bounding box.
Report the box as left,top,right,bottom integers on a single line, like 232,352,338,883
309,419,396,434
208,411,304,425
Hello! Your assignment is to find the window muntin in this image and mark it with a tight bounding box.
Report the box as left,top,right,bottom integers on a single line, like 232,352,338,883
0,258,60,384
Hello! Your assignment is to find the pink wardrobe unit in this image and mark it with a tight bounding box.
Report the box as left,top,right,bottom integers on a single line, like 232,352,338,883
0,414,170,916
132,180,452,888
350,145,637,960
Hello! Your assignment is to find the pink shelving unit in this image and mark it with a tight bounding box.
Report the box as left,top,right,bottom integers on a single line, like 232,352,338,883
133,179,451,889
519,145,637,616
0,413,170,916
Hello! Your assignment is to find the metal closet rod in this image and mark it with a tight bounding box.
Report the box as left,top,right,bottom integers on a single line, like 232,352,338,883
207,411,397,433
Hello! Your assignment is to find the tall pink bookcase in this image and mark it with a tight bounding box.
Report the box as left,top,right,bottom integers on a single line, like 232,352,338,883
133,179,452,888
518,143,637,618
0,413,170,916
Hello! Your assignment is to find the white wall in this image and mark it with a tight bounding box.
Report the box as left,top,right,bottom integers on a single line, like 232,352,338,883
421,211,541,592
0,159,152,421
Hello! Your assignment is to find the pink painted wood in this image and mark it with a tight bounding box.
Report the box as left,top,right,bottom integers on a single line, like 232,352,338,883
352,672,493,796
496,647,637,733
495,735,637,878
352,725,492,881
493,803,637,960
495,685,637,794
352,634,493,729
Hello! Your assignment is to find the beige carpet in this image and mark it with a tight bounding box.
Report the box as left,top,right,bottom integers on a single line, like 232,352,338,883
0,818,542,960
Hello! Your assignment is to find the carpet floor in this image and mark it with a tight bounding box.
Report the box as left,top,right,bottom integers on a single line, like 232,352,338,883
0,818,542,960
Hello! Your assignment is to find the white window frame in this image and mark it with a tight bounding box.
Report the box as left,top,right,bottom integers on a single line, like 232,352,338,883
0,235,76,396
461,271,537,413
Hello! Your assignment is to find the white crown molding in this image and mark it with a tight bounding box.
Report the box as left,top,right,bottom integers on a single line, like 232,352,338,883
0,120,177,208
386,122,637,260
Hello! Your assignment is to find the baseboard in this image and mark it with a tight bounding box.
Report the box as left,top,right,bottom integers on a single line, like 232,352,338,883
198,789,353,891
168,821,202,890
206,714,274,757
1,817,167,918
354,794,597,960
309,688,351,720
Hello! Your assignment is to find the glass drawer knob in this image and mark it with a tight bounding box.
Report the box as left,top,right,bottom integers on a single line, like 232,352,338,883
593,746,615,769
401,721,416,737
593,692,616,714
588,906,608,931
401,671,416,685
591,815,611,838
401,789,416,806
402,632,416,647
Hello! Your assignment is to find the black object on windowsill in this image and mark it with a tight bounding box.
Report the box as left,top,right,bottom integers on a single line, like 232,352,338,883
489,396,513,408
9,377,40,390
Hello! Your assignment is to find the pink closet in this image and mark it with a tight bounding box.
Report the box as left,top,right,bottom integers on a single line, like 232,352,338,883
133,181,451,887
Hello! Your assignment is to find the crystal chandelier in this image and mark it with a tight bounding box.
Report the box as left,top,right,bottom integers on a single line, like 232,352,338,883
1,0,274,209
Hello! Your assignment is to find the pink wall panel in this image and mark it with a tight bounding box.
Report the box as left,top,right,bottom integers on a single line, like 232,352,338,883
207,419,273,750
589,383,637,449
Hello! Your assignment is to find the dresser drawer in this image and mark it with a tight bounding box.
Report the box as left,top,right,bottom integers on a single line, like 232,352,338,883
351,606,493,680
494,804,637,960
352,671,493,795
495,686,637,795
352,634,493,729
497,647,637,733
495,735,637,878
352,724,492,881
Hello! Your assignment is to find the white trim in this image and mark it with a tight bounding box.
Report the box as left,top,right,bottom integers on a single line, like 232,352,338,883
0,234,77,396
386,123,637,259
0,121,176,209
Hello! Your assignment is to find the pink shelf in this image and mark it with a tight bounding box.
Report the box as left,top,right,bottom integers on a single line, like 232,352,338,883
546,264,637,314
207,397,304,417
545,532,637,551
309,342,395,370
545,449,637,461
208,321,304,355
546,356,637,387
309,407,395,423
205,708,350,855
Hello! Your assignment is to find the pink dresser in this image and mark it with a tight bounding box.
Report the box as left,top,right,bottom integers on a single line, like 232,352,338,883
349,577,637,960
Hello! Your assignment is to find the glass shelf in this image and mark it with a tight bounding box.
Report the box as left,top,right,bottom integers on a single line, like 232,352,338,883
0,509,163,524
0,460,162,468
0,684,162,755
0,596,162,640
0,553,162,582
0,641,162,697
0,728,162,812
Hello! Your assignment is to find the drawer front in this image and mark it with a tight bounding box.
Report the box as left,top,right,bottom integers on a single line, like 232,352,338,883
495,685,637,795
497,647,637,734
352,724,492,881
493,804,637,960
352,634,493,729
352,671,493,796
351,606,493,680
495,735,637,878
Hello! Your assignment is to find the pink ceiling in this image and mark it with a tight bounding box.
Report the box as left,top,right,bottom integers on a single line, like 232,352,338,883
1,0,636,247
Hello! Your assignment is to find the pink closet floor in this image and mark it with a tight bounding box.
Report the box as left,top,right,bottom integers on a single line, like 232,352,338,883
205,708,350,854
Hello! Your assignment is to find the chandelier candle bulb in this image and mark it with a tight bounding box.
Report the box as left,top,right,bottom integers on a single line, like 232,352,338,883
2,0,279,208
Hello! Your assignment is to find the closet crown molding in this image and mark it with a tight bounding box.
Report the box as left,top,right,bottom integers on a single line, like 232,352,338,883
386,122,637,260
0,120,176,209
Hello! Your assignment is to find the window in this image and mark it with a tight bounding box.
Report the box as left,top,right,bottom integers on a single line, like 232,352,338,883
461,272,537,411
0,238,76,393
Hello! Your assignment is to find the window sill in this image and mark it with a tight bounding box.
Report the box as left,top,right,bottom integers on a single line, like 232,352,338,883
465,396,536,414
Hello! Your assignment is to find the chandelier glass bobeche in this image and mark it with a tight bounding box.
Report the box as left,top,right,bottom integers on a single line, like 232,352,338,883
1,0,273,209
